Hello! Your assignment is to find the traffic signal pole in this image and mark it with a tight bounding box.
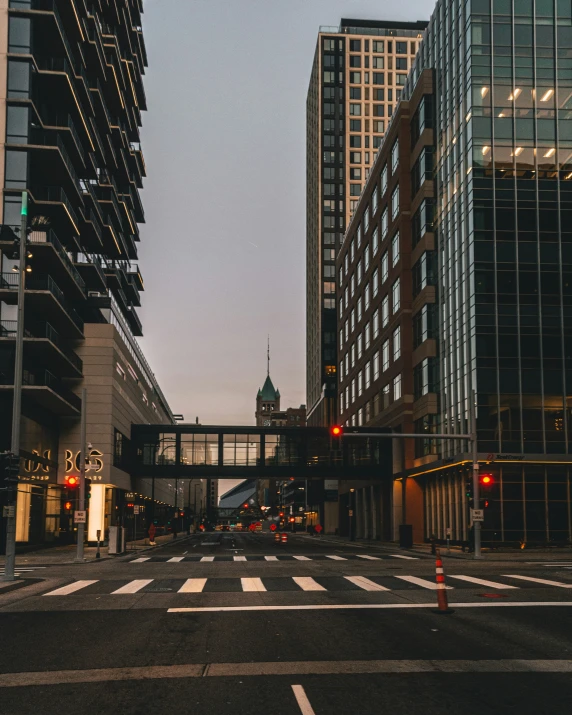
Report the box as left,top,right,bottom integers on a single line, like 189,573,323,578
339,394,483,560
75,388,87,563
2,193,28,582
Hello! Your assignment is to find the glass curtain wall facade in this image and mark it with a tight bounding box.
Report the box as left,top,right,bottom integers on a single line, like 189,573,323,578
400,0,572,544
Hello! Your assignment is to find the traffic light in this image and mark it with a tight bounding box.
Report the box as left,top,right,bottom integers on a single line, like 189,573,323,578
279,511,284,518
1,452,19,489
330,425,343,450
465,476,473,506
243,503,249,509
480,474,494,489
64,501,73,511
65,475,79,489
483,498,492,509
85,478,92,500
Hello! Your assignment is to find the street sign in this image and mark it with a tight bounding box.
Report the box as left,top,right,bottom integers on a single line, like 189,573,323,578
133,505,140,514
269,523,277,532
471,509,484,522
2,505,15,518
74,510,87,523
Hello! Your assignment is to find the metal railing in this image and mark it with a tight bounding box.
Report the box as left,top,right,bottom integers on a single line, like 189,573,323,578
28,229,86,294
23,369,81,411
75,250,106,285
32,186,81,231
42,113,86,164
0,319,83,372
19,274,84,332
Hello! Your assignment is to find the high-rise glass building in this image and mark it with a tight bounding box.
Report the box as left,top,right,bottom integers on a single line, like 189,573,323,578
340,0,572,545
306,19,427,427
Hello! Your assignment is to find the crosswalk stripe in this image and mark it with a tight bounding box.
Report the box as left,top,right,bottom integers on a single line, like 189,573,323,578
293,577,327,592
264,556,278,561
389,554,418,560
111,579,153,595
233,556,247,562
326,555,347,561
167,557,185,563
200,557,214,562
344,576,389,592
130,557,150,563
241,578,266,592
178,579,207,593
356,555,381,561
449,575,519,590
44,580,98,596
293,555,311,561
395,575,453,590
503,575,572,589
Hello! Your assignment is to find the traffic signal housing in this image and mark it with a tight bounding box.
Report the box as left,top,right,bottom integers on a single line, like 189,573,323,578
330,425,343,451
85,478,92,500
480,473,494,508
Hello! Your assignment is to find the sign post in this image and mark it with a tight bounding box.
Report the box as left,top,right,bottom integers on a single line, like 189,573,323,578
75,388,87,562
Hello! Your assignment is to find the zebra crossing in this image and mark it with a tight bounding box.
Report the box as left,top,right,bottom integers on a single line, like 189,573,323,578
41,573,572,597
128,553,419,563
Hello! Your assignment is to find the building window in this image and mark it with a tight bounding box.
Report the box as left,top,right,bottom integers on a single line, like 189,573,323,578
393,326,401,361
364,321,371,349
373,309,379,338
357,223,362,247
324,281,335,295
412,199,435,247
381,251,388,283
414,358,438,400
344,320,349,342
350,87,362,100
350,71,361,84
372,268,379,297
372,226,379,255
350,40,361,52
350,183,361,196
364,205,370,232
391,185,400,220
357,370,363,396
382,340,389,372
393,374,402,401
350,133,362,147
391,140,399,174
364,282,370,310
381,165,388,195
373,351,380,381
357,297,363,322
373,104,385,117
350,167,362,180
381,208,388,239
323,71,336,84
373,57,384,69
350,309,356,332
344,286,349,309
350,104,361,116
373,40,384,53
412,252,436,297
396,74,408,86
350,274,356,297
364,245,370,271
396,57,408,70
373,122,385,135
365,361,371,390
392,232,400,267
351,378,356,403
350,151,362,163
392,278,400,314
396,41,407,54
373,72,385,85
372,185,379,214
382,295,389,327
382,383,390,409
413,304,436,348
116,363,126,379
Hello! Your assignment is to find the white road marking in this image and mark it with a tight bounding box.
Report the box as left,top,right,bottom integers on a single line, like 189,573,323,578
356,555,381,561
264,556,278,561
167,557,185,563
178,579,207,593
389,554,419,560
241,578,266,592
3,659,572,687
200,556,214,562
169,601,572,613
395,575,453,590
325,555,347,561
449,575,519,589
293,555,311,561
201,542,218,546
111,579,153,595
44,581,98,596
292,684,316,715
130,557,150,563
344,576,389,592
293,577,326,592
233,556,247,562
503,575,572,588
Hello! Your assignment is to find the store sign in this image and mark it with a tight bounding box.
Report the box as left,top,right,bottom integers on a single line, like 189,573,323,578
65,448,104,473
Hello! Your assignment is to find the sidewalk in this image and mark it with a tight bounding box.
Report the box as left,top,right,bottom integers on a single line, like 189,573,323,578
0,533,189,566
298,533,572,561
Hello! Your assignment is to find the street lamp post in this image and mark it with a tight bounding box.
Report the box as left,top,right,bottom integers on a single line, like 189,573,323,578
3,192,28,582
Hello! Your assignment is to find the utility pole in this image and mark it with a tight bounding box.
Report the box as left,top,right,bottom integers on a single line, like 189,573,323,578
470,389,482,559
3,192,28,582
75,388,87,562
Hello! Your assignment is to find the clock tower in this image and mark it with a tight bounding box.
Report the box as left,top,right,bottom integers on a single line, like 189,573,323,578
255,339,280,426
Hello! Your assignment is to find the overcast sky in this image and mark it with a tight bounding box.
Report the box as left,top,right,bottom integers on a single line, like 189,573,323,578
137,0,435,427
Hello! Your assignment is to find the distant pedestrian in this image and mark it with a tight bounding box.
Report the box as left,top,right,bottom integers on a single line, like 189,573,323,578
148,523,156,546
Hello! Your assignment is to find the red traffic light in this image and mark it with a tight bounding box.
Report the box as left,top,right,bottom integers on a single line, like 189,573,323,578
65,475,79,488
64,501,72,510
279,511,284,517
331,425,342,436
243,503,249,509
289,517,295,523
480,474,494,486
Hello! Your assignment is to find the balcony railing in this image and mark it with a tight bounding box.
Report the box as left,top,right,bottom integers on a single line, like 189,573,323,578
32,186,81,230
29,130,81,193
75,251,106,286
0,273,84,332
24,369,81,410
29,229,86,294
0,319,83,372
42,113,86,164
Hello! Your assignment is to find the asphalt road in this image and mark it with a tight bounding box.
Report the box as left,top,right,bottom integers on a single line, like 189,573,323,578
1,532,572,714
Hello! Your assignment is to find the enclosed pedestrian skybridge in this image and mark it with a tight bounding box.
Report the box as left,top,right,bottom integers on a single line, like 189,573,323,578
129,425,392,481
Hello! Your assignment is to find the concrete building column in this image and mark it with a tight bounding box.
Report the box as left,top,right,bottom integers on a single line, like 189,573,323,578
371,486,377,540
